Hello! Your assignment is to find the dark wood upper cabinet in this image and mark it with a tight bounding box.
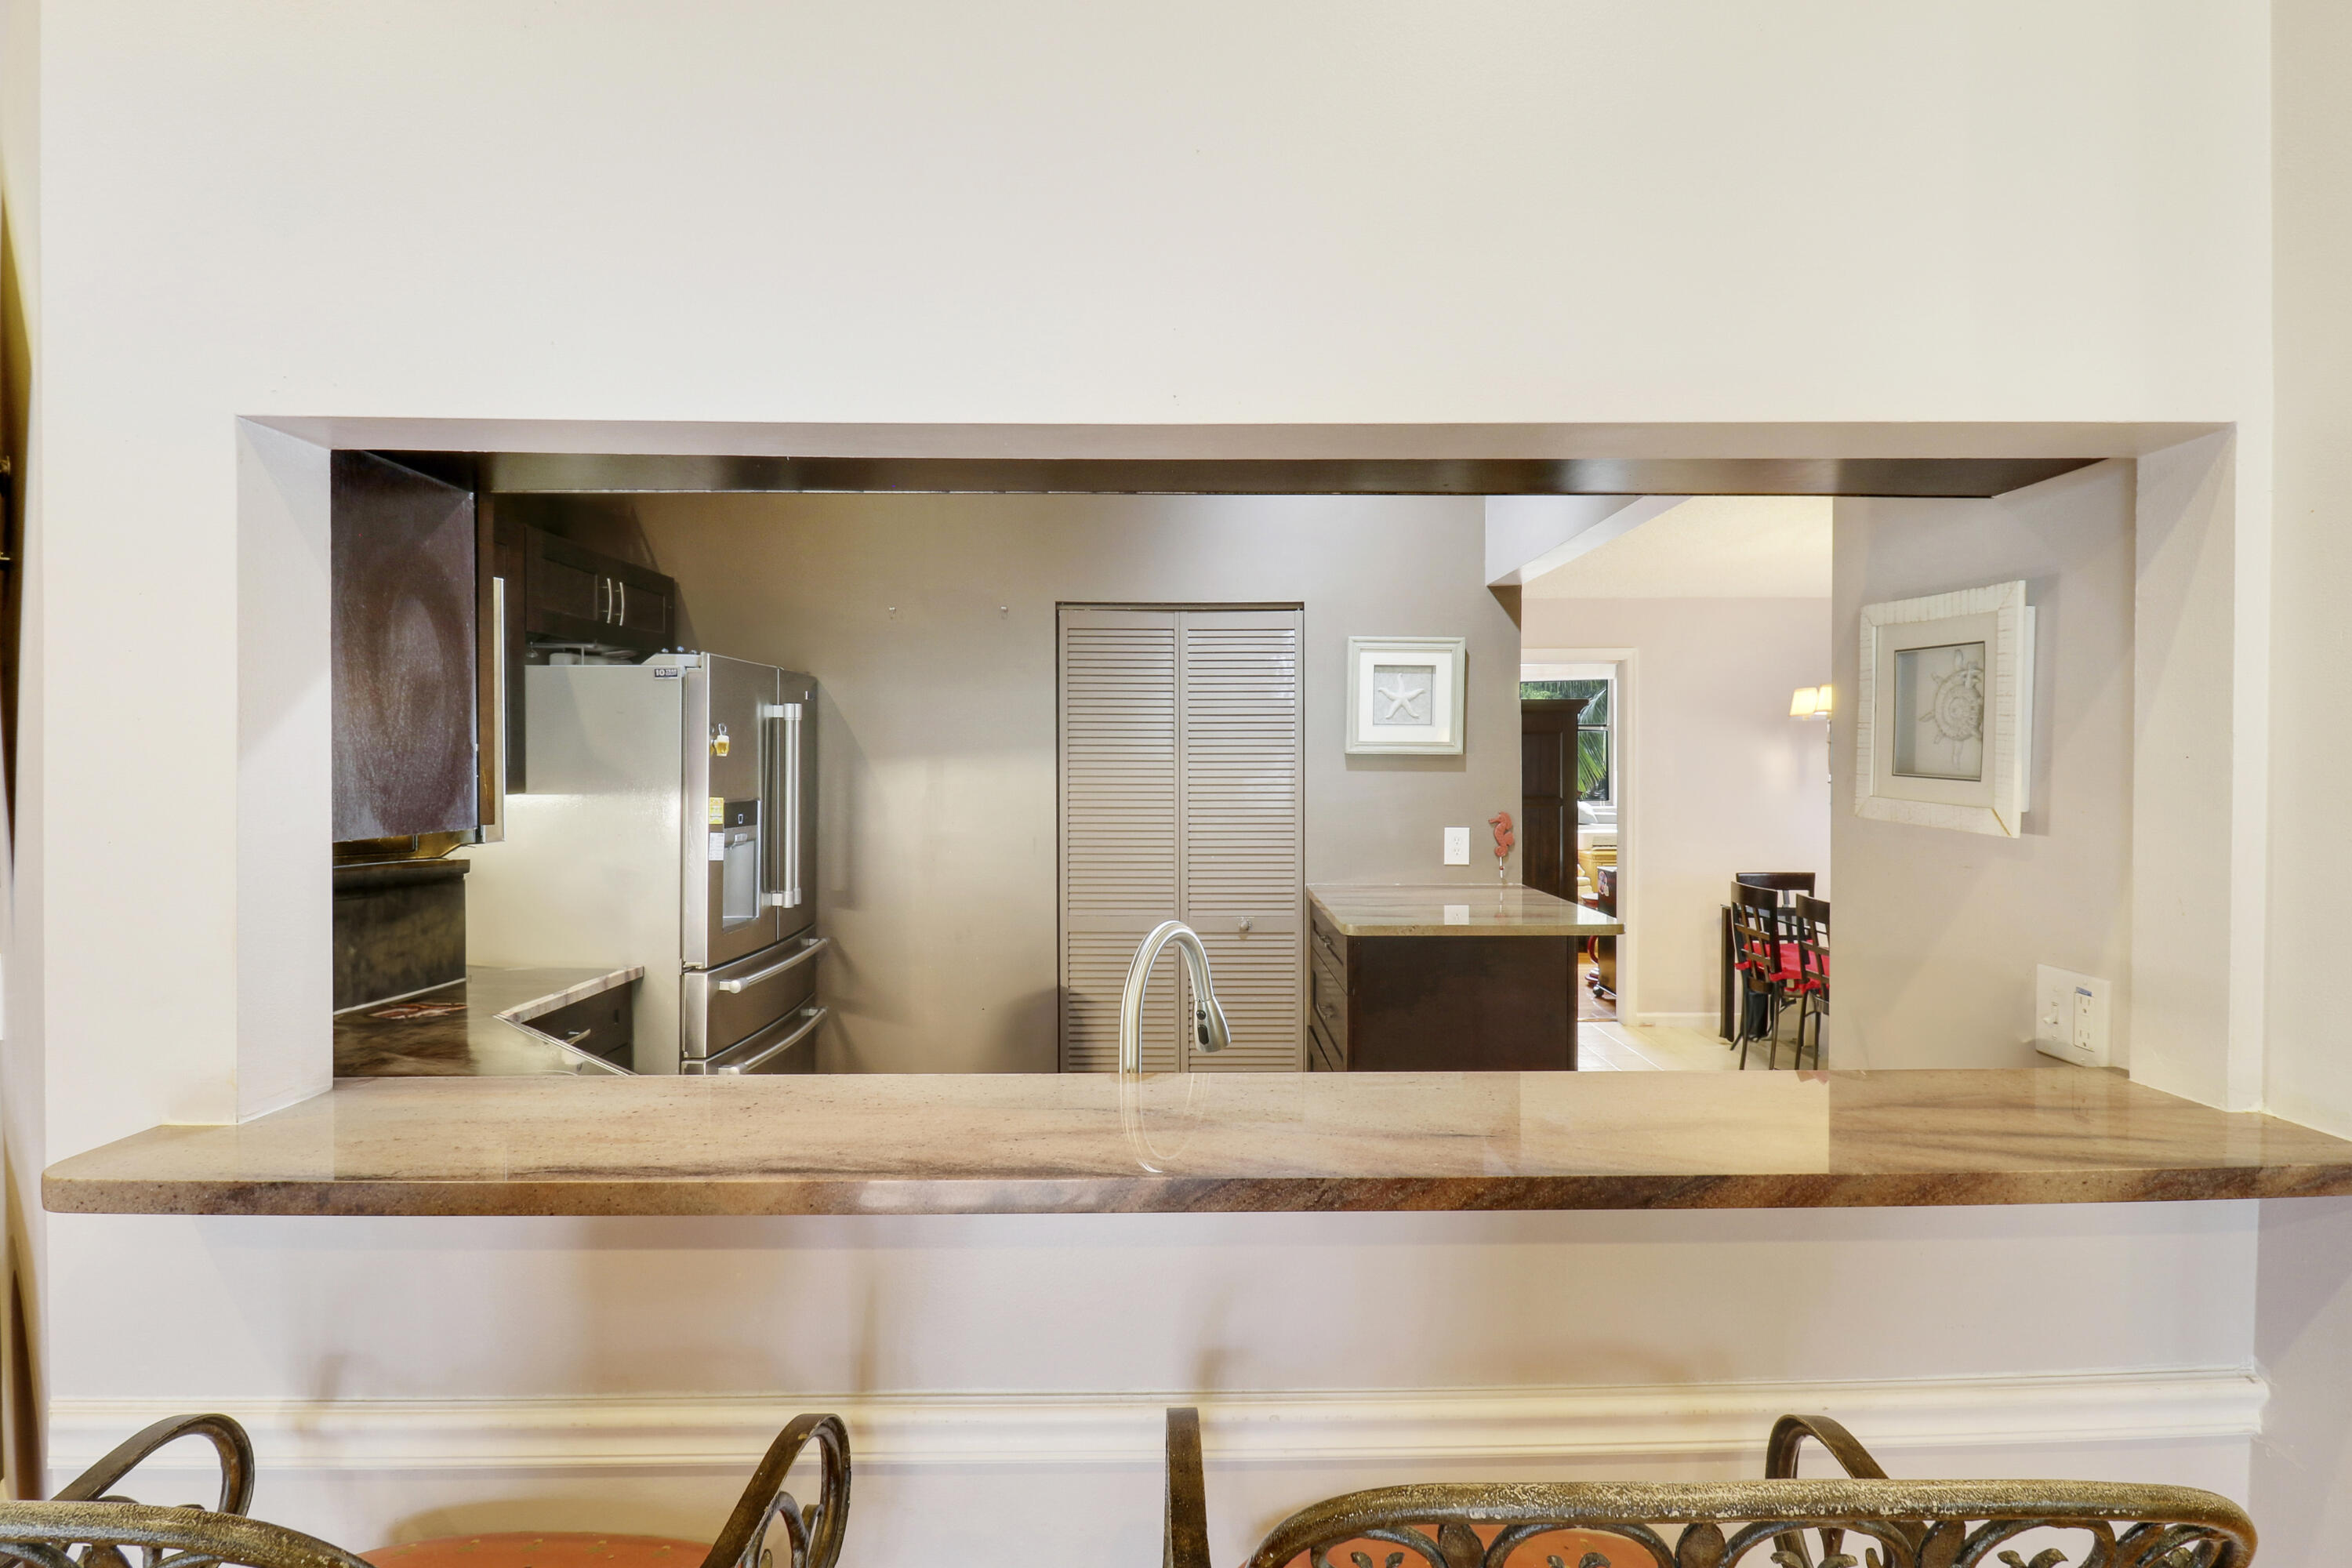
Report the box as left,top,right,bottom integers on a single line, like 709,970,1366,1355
521,528,675,652
332,452,482,844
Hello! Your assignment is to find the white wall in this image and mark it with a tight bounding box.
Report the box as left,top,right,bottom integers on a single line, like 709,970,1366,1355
1521,601,1830,1029
619,492,1519,1073
1828,463,2136,1071
45,1203,2260,1564
0,2,2301,1562
2266,0,2352,1138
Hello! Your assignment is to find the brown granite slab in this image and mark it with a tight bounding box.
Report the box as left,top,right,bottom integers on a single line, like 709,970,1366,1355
332,966,641,1077
1310,884,1626,938
42,1067,2352,1218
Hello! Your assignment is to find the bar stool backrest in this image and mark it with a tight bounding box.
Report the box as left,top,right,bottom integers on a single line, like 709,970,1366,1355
1163,1409,2256,1568
0,1501,375,1568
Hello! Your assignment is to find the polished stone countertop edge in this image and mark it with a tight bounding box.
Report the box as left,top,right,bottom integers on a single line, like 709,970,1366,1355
42,1166,2352,1219
42,1066,2352,1218
1307,884,1627,938
492,965,647,1025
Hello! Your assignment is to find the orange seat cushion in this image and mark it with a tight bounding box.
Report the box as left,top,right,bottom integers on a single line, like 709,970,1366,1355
365,1534,710,1568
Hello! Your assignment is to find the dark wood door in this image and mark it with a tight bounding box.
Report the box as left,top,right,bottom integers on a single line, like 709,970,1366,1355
1520,699,1586,900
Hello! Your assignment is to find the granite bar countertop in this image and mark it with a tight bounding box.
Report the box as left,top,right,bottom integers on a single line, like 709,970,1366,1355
1310,884,1626,938
43,1067,2352,1217
332,966,642,1078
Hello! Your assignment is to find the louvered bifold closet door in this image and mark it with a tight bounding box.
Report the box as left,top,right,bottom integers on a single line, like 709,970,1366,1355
1059,609,1182,1071
1179,610,1304,1071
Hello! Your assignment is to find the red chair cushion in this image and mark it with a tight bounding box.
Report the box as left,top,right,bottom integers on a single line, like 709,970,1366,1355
365,1535,710,1568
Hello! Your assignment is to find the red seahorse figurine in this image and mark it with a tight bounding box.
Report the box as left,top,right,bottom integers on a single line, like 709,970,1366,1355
1488,811,1515,862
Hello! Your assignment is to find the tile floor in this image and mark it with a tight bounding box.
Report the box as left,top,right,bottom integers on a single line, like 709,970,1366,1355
1578,1018,1831,1071
1580,1019,1738,1071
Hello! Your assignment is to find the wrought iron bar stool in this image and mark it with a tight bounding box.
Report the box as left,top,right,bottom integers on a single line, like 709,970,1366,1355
0,1413,850,1568
1162,1406,2254,1568
362,1414,849,1568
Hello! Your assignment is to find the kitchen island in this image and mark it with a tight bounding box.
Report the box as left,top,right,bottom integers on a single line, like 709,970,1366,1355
333,965,641,1077
1308,884,1624,1071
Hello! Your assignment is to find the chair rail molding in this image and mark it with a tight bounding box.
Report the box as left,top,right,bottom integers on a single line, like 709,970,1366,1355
46,1367,2263,1479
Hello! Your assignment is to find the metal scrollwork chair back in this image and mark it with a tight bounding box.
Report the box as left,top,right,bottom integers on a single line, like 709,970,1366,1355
1163,1406,2256,1568
697,1413,851,1568
0,1502,373,1568
0,1411,343,1568
49,1412,258,1515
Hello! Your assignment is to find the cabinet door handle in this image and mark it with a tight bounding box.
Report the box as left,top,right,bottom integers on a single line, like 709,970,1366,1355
619,581,627,625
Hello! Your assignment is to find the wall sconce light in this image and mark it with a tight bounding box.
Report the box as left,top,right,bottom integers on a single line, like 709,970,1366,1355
1791,684,1833,784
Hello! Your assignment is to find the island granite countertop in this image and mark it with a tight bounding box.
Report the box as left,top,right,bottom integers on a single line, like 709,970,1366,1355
1308,884,1625,938
333,965,642,1078
43,1065,2352,1218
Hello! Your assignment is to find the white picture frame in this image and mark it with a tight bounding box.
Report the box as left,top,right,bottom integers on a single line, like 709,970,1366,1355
1855,579,2034,837
1346,635,1467,754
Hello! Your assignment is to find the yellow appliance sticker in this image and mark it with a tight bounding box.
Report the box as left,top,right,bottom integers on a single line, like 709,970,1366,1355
707,796,724,826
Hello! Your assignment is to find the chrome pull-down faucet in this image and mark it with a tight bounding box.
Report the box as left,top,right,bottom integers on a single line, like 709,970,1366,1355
1119,920,1232,1074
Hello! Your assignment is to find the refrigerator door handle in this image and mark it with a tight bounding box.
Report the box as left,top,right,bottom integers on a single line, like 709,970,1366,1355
760,700,803,909
713,935,828,993
702,1006,826,1075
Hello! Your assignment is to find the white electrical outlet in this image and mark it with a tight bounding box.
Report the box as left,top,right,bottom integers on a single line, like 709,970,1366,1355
1443,826,1471,865
2034,965,2112,1068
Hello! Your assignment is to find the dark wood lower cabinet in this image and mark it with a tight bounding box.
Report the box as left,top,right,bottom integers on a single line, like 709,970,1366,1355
527,984,637,1071
1309,906,1577,1071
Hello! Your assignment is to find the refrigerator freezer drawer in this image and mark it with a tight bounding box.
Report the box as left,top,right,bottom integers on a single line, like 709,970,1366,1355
680,933,825,1062
696,1005,826,1075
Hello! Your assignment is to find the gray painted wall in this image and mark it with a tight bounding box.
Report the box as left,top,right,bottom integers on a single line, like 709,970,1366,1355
1828,461,2135,1069
629,492,1519,1073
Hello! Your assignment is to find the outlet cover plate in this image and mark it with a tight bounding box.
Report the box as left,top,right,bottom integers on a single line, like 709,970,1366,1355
2034,964,2112,1068
1443,826,1471,866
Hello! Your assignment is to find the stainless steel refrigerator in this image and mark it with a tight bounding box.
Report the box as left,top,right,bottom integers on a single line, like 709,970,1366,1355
463,652,824,1073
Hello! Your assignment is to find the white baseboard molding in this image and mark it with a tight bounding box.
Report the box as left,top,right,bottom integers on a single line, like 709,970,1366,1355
49,1369,2265,1475
1630,1012,1722,1033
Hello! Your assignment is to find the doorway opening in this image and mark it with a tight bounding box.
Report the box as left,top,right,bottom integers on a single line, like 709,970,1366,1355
1520,659,1621,1022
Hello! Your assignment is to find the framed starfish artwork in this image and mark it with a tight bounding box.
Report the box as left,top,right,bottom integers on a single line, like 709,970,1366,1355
1855,579,2035,837
1345,636,1466,754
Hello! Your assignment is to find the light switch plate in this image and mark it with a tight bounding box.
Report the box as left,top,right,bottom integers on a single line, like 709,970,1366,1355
2034,965,2112,1068
1443,826,1470,866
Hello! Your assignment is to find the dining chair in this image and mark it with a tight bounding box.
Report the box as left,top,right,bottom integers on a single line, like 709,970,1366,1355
1730,884,1799,1069
1733,871,1816,900
1162,1406,2256,1568
1791,893,1830,1070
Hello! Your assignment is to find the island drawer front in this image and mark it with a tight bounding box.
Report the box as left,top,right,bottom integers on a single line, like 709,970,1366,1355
524,984,636,1069
1307,1009,1346,1072
1309,947,1348,1043
1309,907,1347,976
1309,933,1347,1014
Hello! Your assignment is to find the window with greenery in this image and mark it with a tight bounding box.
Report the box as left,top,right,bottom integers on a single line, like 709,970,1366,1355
1519,678,1611,802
